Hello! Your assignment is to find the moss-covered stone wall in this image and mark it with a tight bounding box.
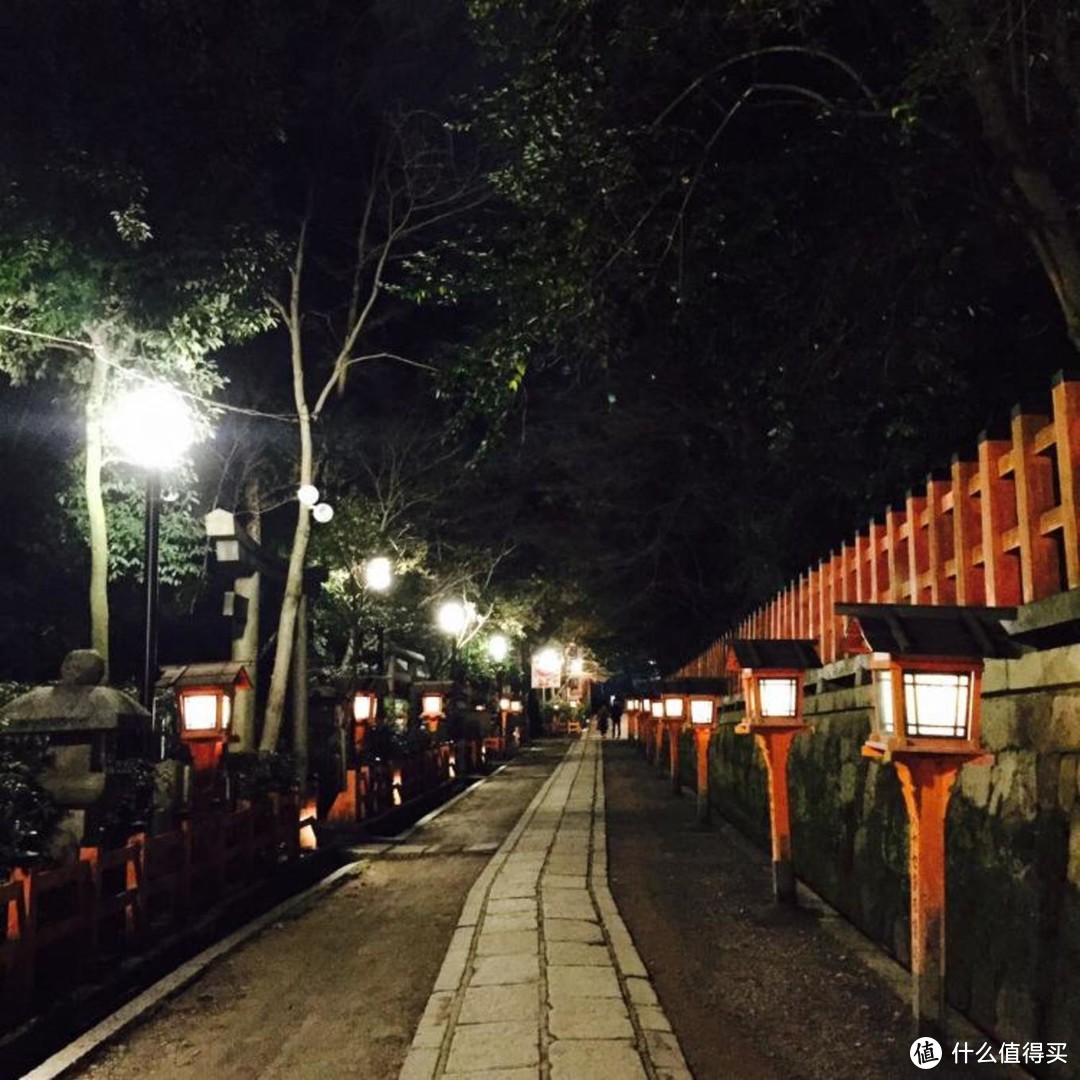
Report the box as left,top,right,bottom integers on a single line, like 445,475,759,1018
674,644,1080,1069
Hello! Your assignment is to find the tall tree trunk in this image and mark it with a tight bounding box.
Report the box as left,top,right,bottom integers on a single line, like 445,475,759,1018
259,263,313,753
84,333,111,675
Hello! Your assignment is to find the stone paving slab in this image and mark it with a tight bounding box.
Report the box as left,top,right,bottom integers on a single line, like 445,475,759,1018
399,733,689,1079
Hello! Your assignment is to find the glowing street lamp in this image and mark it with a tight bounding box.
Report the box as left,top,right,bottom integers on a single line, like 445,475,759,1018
104,384,197,709
488,634,510,664
728,639,821,903
364,556,392,593
837,603,1019,1036
438,600,469,637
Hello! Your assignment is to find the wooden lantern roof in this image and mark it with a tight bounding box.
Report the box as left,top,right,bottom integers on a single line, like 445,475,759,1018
835,604,1022,660
156,661,252,692
724,639,823,673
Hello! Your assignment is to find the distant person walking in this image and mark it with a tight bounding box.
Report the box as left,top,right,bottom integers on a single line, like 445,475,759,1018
611,699,623,739
597,703,610,737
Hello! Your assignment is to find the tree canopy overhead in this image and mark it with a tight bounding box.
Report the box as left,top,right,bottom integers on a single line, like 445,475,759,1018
458,0,1079,669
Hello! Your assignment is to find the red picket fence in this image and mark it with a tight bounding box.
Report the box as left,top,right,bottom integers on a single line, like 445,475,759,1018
328,741,483,824
0,792,300,1020
676,373,1080,674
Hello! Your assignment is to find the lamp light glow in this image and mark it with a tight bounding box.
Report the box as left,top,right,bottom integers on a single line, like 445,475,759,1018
297,484,320,507
352,691,377,722
689,697,716,726
182,692,219,732
104,385,196,470
421,693,444,718
488,634,510,663
364,556,392,592
312,502,334,523
438,600,468,636
662,695,684,718
758,676,799,718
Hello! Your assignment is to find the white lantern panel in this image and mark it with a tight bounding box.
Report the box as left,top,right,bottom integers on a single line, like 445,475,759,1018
903,671,971,738
689,698,714,725
353,693,375,721
650,700,664,717
421,693,444,717
875,671,896,735
183,692,219,731
663,696,684,718
758,677,798,718
221,695,232,729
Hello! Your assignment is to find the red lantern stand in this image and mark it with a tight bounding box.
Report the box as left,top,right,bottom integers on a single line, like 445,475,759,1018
837,602,1019,1037
728,640,821,904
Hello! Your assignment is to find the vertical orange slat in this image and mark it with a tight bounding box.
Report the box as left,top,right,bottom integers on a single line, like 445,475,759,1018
1011,407,1059,601
925,474,954,604
854,531,868,601
951,457,983,605
977,433,1021,606
869,521,888,602
906,491,929,604
821,557,834,663
885,505,904,603
1052,374,1080,588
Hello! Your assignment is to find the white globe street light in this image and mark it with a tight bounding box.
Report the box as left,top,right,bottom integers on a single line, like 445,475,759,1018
297,484,320,507
312,502,334,524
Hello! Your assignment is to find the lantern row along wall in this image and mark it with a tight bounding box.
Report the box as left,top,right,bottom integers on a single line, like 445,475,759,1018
674,374,1080,676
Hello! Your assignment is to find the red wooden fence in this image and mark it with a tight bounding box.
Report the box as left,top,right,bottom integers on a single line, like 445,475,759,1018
0,792,299,1019
675,373,1080,675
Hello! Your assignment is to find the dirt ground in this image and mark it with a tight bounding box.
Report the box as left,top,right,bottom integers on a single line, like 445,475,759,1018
602,739,1022,1080
68,743,567,1080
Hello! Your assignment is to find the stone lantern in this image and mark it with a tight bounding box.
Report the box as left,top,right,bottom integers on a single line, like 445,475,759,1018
0,650,150,859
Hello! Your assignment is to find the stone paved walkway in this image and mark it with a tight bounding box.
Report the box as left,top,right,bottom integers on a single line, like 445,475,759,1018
399,731,691,1080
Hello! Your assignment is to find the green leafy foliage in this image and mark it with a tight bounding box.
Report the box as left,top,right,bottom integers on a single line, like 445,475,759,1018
0,739,61,875
223,751,297,801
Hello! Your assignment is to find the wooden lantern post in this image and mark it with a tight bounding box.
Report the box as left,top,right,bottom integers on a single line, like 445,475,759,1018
729,640,821,904
688,696,718,824
661,694,686,794
649,699,665,769
836,603,1019,1037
